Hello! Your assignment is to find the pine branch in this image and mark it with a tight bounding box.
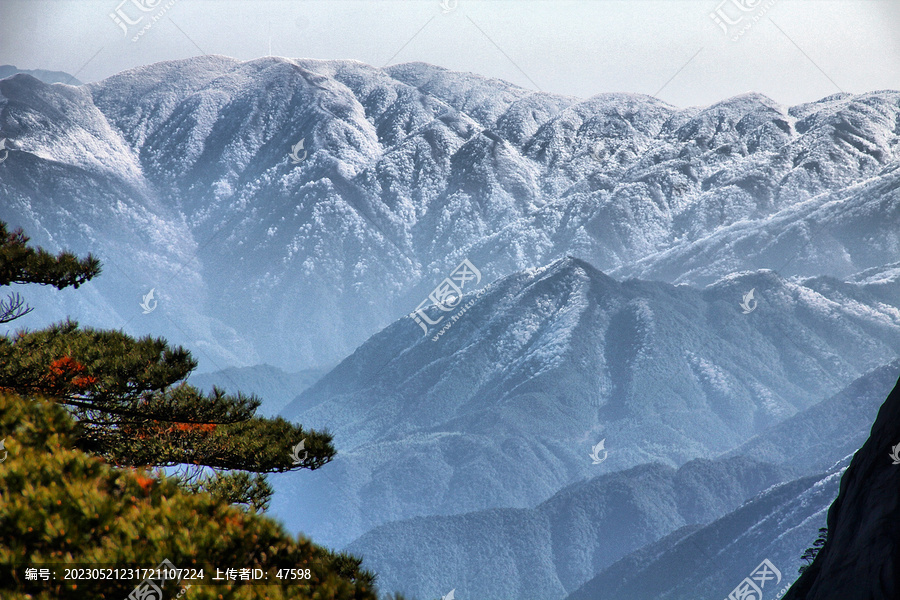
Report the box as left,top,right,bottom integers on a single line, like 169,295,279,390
0,222,101,289
0,321,336,476
0,292,33,324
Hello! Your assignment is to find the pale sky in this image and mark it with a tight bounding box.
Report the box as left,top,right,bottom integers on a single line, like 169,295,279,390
1,0,899,107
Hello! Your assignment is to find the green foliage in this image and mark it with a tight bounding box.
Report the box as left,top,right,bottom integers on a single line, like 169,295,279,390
0,222,100,323
0,391,377,600
0,220,383,597
0,320,336,507
182,470,274,513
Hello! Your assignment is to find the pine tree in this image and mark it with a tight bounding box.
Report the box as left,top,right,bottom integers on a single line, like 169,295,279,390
0,391,375,599
798,527,828,574
0,222,100,323
0,221,333,510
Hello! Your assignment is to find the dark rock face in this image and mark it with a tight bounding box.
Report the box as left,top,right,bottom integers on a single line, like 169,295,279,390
784,372,900,600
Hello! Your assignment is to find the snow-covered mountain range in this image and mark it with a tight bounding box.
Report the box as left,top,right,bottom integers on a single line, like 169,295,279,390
1,56,898,370
2,57,899,600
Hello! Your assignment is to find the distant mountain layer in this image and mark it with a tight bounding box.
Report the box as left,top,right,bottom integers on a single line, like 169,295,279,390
1,56,898,368
344,360,900,600
0,65,80,85
189,363,326,417
346,456,791,600
568,363,900,600
725,358,900,475
567,467,843,600
272,258,900,548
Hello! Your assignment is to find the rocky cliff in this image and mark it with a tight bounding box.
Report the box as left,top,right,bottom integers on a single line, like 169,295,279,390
783,372,900,600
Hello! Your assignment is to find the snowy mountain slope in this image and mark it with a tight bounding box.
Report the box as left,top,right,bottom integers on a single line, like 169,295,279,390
845,260,900,305
566,465,844,600
272,258,900,547
0,73,251,368
566,362,900,600
1,57,898,367
623,163,900,284
346,457,791,600
723,359,900,475
383,61,574,135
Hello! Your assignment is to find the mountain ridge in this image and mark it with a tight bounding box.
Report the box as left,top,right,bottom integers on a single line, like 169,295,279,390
347,456,792,600
1,57,898,368
272,258,900,547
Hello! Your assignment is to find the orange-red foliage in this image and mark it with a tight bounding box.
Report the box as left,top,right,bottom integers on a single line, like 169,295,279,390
173,423,217,434
41,356,97,393
134,474,154,494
